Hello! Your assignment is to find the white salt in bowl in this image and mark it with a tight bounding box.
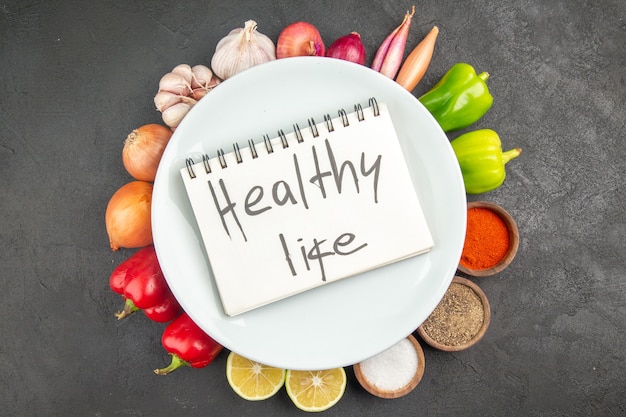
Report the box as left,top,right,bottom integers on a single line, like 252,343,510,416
353,334,425,399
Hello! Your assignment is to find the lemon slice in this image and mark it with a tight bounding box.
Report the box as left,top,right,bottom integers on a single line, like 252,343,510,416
285,368,347,412
226,352,286,401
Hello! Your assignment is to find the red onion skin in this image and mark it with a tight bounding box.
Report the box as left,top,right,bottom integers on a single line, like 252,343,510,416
276,22,325,58
326,32,366,65
371,7,415,78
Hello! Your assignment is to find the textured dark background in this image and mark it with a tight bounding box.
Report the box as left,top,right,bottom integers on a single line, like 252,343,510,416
1,0,624,415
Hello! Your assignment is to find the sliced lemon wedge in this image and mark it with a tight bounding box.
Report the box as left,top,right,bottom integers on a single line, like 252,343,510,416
226,351,285,401
285,368,347,412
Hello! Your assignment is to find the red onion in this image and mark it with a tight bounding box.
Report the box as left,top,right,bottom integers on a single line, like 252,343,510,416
325,32,366,65
371,7,415,79
276,22,325,58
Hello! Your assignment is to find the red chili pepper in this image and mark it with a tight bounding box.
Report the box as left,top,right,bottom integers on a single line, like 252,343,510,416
109,245,181,323
154,312,224,375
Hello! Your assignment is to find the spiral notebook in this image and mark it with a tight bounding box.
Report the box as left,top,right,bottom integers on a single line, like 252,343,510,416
180,98,434,316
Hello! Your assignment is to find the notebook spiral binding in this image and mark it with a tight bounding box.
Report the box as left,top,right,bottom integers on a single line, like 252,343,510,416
185,97,380,179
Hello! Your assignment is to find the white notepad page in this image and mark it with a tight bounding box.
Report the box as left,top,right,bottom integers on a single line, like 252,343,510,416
180,101,434,316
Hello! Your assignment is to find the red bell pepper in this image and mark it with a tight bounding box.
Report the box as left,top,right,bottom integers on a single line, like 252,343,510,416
154,312,224,375
109,245,181,323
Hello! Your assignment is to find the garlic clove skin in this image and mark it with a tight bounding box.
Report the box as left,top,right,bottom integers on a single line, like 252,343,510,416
205,75,221,90
161,102,192,129
179,96,198,106
191,87,209,101
154,90,183,112
171,64,194,86
158,72,192,96
211,20,276,80
190,65,214,89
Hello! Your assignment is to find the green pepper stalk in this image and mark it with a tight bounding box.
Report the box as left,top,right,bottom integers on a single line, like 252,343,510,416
419,62,493,132
451,129,522,194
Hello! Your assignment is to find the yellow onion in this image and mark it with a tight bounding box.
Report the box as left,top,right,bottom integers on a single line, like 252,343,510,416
122,124,172,182
105,181,153,251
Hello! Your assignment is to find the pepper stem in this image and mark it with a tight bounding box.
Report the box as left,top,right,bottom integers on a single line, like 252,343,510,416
114,298,140,320
502,147,522,164
154,353,189,375
478,71,490,81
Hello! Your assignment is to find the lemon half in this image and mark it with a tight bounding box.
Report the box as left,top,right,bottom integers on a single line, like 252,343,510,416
285,368,347,412
226,351,286,401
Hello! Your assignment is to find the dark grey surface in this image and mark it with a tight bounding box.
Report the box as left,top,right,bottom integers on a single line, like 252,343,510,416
1,0,624,415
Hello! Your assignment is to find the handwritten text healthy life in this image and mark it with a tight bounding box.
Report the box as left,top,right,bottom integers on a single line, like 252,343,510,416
205,138,382,282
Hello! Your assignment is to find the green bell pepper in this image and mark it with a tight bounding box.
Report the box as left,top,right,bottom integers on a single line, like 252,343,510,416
451,129,522,194
419,62,493,132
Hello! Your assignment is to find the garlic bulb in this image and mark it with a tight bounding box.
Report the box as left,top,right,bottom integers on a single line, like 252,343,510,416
154,64,221,129
211,20,276,80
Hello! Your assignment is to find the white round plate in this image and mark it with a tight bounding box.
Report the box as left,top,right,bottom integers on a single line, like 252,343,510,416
152,57,466,370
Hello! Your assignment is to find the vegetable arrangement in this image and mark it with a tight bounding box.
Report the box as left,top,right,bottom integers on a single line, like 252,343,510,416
104,5,522,412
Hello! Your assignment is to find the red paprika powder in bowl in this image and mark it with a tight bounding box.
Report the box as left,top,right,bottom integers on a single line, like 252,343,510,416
457,201,519,277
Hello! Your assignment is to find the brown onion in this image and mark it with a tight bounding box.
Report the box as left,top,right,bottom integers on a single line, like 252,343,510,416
276,22,325,58
122,124,172,182
395,26,439,92
325,32,366,65
105,181,153,251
